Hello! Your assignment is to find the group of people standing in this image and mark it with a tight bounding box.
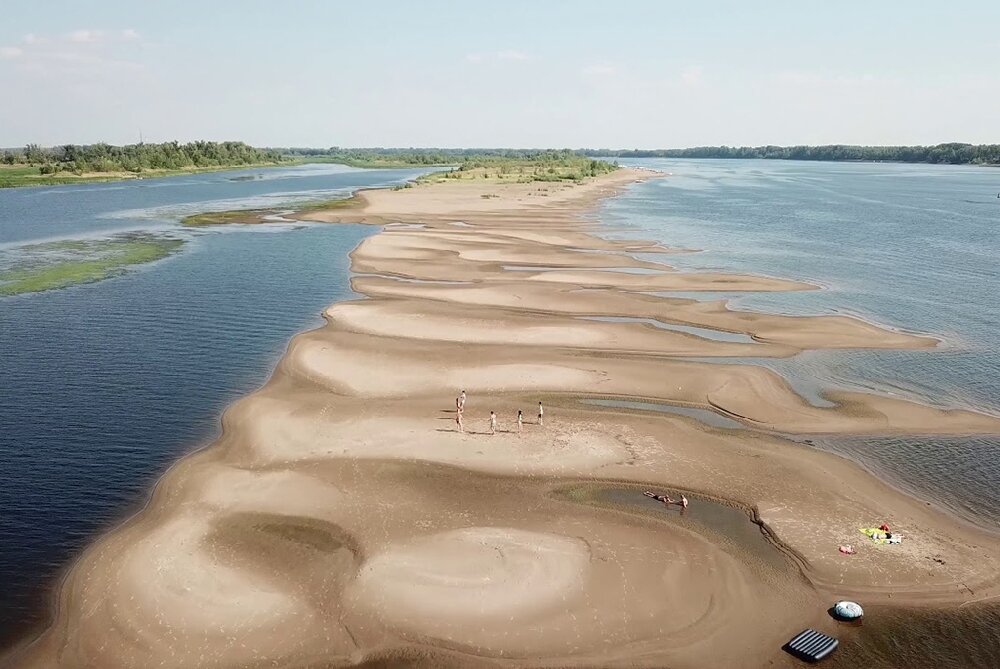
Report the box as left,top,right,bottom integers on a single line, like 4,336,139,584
454,390,543,435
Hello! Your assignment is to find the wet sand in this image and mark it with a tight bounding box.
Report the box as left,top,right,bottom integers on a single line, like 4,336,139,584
6,169,1000,668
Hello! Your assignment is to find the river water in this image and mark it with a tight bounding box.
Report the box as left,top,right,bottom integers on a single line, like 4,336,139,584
0,163,430,644
605,159,1000,531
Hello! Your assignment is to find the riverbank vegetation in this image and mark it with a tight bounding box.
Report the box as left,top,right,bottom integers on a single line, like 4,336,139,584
280,147,572,167
181,210,270,227
0,234,184,296
418,153,617,184
590,143,1000,165
282,144,1000,167
0,141,288,188
4,141,998,190
179,154,617,228
279,148,620,177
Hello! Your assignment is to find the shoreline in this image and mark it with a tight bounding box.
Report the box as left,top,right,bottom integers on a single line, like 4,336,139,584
0,161,294,190
6,168,1000,667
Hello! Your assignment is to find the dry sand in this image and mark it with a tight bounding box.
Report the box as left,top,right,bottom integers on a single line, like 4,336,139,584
6,168,1000,669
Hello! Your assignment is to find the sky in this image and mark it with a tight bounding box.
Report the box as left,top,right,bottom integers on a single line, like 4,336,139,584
1,1,997,148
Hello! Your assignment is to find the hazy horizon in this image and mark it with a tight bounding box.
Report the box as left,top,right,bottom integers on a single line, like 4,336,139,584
2,1,997,148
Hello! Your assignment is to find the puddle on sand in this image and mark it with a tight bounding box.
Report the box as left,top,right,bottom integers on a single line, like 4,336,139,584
651,290,749,301
351,272,471,285
558,483,792,574
578,315,755,343
384,223,426,230
579,398,747,430
501,265,668,274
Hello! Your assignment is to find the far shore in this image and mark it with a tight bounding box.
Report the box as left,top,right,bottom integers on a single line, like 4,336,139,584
0,161,298,189
7,166,1000,668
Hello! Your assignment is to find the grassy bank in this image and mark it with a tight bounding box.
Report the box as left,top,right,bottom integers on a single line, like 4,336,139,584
0,162,288,189
182,193,367,227
296,193,367,211
294,155,451,169
0,234,184,296
417,156,617,185
180,156,617,227
181,209,271,227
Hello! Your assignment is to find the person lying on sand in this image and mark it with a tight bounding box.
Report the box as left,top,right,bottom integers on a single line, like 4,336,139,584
643,491,689,508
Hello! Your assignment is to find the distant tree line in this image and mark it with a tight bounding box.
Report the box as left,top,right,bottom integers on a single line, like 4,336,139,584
586,143,1000,165
280,144,1000,167
12,142,991,176
1,141,287,174
278,147,612,167
275,148,619,179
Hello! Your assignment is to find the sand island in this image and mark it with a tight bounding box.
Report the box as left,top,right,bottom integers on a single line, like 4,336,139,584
6,164,1000,669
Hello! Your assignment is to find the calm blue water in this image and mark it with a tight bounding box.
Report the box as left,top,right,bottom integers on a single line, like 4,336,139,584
605,159,1000,530
0,163,430,645
0,163,422,246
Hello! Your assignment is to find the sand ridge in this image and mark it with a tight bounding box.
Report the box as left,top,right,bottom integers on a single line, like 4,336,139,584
7,168,1000,669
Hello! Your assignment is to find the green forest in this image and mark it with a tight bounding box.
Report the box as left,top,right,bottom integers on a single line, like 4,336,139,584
1,141,288,175
285,144,1000,166
588,143,1000,165
279,147,607,168
4,141,998,189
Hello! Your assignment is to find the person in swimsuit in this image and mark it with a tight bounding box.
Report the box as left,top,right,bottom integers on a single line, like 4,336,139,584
517,410,523,434
489,411,497,435
643,491,674,504
456,407,464,433
459,390,467,411
537,401,544,426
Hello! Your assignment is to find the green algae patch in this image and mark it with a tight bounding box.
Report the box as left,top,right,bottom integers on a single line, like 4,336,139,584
182,209,271,227
297,193,366,212
0,234,184,296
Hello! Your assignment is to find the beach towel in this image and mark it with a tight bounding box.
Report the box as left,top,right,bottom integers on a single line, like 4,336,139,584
860,527,903,544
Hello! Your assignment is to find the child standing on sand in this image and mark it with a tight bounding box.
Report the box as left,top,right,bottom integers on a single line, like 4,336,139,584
489,411,498,435
537,401,544,426
459,390,467,411
517,410,523,434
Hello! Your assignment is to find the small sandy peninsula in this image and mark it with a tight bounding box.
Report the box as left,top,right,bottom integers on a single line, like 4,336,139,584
6,168,1000,668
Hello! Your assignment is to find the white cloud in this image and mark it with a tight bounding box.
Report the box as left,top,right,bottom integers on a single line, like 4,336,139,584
680,66,703,86
497,49,529,61
69,29,104,44
0,29,145,76
774,70,879,87
465,53,483,63
582,63,617,76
